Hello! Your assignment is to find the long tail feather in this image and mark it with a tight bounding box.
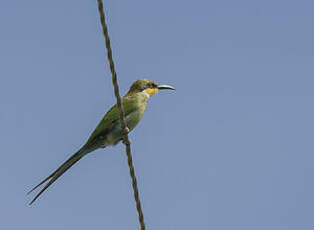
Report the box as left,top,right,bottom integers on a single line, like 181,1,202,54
27,152,79,195
28,148,89,205
27,173,53,195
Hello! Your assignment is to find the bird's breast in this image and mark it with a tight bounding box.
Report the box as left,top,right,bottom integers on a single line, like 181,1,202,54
105,105,146,146
125,108,145,131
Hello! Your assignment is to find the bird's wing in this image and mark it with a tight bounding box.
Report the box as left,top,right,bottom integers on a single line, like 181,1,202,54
27,96,139,204
85,95,138,146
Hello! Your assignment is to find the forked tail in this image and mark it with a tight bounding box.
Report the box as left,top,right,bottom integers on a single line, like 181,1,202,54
28,147,92,205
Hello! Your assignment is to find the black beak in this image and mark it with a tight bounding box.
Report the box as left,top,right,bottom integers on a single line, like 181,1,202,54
158,84,176,90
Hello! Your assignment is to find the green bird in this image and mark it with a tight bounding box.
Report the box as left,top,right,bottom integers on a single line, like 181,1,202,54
28,79,175,205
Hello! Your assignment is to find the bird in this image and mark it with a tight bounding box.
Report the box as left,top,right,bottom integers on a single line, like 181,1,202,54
27,79,175,205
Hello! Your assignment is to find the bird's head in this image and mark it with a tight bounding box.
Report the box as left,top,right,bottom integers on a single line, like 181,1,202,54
127,79,175,98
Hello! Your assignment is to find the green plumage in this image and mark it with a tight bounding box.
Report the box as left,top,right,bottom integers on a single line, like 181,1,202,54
86,91,147,148
28,79,174,204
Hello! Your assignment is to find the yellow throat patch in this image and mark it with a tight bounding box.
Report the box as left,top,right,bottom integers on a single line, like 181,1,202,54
143,88,159,99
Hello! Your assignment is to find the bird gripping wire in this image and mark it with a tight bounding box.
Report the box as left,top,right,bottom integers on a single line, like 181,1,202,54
96,1,146,229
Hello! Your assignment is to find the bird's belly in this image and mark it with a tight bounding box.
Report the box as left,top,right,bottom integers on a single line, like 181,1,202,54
105,109,144,146
126,109,143,131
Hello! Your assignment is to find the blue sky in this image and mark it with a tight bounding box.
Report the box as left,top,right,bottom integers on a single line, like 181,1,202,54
1,0,314,229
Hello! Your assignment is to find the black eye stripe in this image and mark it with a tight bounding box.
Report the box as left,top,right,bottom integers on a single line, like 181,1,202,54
144,83,157,90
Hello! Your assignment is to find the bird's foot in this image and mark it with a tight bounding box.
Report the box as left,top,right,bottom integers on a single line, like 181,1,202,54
121,126,130,135
122,138,131,145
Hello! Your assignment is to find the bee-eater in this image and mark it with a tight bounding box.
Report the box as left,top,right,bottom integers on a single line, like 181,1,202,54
28,79,175,205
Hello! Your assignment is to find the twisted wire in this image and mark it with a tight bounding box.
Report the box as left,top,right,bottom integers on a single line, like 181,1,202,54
97,1,145,229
